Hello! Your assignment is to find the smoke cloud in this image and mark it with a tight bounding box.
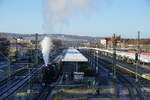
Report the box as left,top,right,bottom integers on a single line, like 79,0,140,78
43,0,94,32
40,37,53,66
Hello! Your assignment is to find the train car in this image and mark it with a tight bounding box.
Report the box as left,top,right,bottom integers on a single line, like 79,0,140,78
42,64,60,84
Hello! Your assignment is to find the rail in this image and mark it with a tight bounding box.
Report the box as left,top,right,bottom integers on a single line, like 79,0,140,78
80,49,147,100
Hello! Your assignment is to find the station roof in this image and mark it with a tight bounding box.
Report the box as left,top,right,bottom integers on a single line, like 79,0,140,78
62,48,88,62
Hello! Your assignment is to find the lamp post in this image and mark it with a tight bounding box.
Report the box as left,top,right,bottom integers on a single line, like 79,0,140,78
15,38,18,61
96,45,99,74
135,31,140,82
113,34,117,79
112,34,117,100
35,33,39,66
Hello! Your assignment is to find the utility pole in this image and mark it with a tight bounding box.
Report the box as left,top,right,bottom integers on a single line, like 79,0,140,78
35,33,38,66
94,47,95,71
27,64,31,100
112,34,117,100
135,31,140,82
96,45,99,74
113,34,117,79
14,37,18,62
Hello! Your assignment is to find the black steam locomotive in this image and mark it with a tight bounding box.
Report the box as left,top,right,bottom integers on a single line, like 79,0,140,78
42,64,60,84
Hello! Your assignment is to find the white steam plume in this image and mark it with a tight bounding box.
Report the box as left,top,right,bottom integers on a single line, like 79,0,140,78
43,0,94,32
40,37,53,66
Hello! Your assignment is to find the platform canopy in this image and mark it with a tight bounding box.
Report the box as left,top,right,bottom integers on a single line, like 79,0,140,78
62,48,88,62
80,47,150,63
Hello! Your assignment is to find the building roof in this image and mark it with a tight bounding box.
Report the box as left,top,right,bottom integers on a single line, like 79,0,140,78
105,35,121,43
62,48,88,62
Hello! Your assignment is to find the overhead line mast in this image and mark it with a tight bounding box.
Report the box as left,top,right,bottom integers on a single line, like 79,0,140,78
135,31,140,82
113,34,117,79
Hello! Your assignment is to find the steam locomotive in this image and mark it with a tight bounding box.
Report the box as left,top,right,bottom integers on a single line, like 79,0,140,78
42,64,60,84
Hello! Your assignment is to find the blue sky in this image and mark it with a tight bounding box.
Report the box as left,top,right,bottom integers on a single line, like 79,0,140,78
0,0,150,38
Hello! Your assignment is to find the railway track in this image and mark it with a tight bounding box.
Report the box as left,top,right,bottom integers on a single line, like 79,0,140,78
0,68,28,91
0,50,63,100
0,64,30,93
0,64,43,100
83,48,150,81
96,57,147,100
34,86,53,100
80,50,147,100
33,52,64,100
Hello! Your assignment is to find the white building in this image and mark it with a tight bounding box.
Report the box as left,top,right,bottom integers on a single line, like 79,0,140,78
100,39,107,48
